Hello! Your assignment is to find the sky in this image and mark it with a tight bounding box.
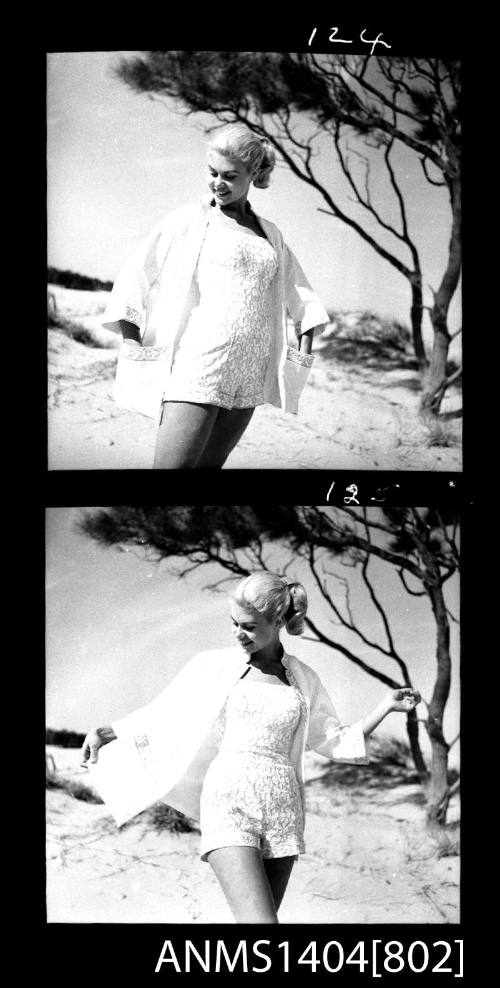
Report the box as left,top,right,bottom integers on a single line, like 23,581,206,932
47,52,461,351
46,508,460,767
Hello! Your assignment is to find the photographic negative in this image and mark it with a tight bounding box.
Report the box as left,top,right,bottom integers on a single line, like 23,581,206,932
46,505,460,924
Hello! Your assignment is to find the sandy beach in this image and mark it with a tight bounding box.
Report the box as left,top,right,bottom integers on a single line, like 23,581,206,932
46,744,459,925
48,287,462,472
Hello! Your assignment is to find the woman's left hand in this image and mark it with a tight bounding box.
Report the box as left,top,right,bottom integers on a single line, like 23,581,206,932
388,688,421,712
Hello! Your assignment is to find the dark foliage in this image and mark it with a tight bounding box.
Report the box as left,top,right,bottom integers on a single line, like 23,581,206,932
47,310,104,348
77,505,362,568
48,267,113,292
319,735,458,792
46,775,104,804
46,727,86,748
136,803,198,834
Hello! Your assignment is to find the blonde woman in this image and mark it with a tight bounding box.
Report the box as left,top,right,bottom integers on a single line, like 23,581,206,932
102,124,330,468
82,572,421,923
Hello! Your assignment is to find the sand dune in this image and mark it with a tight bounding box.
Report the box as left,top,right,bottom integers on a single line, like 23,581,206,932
48,335,461,472
48,285,461,471
46,745,459,924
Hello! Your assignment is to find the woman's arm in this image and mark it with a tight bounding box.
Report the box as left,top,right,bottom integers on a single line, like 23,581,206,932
80,725,117,767
361,688,421,738
283,242,330,346
101,212,179,337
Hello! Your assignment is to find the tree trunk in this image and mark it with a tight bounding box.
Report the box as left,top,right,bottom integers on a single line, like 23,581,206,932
420,177,462,415
426,736,450,826
425,581,452,825
409,273,427,373
421,316,451,415
399,657,429,782
405,707,429,784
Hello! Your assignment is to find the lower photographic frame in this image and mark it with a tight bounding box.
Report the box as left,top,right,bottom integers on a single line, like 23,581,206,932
45,503,465,976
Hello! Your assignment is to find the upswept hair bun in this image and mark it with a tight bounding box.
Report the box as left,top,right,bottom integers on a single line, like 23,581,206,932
252,138,276,189
232,572,308,636
284,581,308,636
207,124,276,189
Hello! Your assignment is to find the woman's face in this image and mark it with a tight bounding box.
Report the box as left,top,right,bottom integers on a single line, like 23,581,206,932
230,600,280,655
207,150,255,207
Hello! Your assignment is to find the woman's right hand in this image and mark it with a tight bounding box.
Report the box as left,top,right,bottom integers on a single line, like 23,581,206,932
80,726,115,767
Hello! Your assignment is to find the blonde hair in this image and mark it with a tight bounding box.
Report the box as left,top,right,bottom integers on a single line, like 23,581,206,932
207,124,276,189
232,572,308,636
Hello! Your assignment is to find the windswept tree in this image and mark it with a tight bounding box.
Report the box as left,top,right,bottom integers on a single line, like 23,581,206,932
113,52,461,415
79,505,460,826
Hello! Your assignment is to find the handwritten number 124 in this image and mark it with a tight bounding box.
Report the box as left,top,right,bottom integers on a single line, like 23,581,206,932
308,27,392,55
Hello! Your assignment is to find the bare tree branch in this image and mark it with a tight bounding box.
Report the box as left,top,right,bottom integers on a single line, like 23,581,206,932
360,513,397,656
309,545,397,660
333,123,410,244
304,613,402,690
421,156,447,186
398,568,427,597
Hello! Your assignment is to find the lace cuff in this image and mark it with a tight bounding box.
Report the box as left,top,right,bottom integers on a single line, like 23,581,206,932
286,345,314,368
120,342,171,361
124,305,143,327
102,303,145,335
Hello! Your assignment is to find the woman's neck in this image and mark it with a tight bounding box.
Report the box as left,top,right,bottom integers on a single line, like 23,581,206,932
214,197,251,221
251,639,284,668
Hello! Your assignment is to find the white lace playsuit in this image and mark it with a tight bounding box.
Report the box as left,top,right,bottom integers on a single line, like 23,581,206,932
199,664,307,862
164,209,279,410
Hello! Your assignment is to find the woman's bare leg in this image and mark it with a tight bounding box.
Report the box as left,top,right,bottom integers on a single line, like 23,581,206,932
207,846,279,923
197,407,255,468
263,856,296,911
153,401,219,469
